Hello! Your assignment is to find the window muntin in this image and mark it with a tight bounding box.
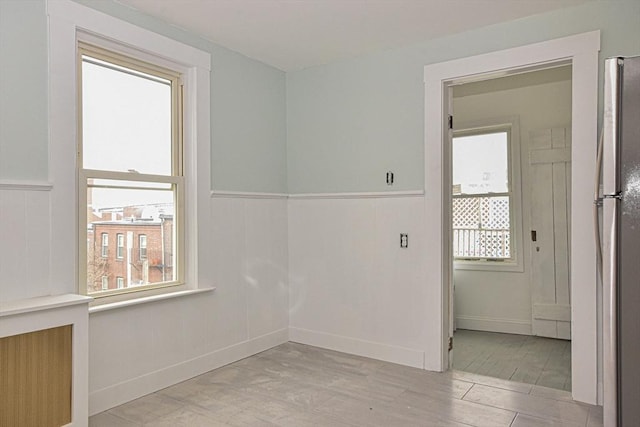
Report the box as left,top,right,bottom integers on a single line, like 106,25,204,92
79,43,183,297
452,130,514,261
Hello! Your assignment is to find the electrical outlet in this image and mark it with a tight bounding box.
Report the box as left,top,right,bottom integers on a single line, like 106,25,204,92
400,233,408,248
386,171,394,185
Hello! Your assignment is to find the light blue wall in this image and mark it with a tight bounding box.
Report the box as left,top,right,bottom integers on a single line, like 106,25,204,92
3,1,639,193
0,0,287,193
287,0,640,193
0,0,48,181
73,0,288,193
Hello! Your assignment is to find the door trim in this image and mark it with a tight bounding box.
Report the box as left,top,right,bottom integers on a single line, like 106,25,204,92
423,31,600,404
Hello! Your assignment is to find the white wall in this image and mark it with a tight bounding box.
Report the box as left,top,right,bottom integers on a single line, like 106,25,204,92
0,185,52,302
0,188,289,416
89,195,289,414
452,77,572,335
288,194,429,368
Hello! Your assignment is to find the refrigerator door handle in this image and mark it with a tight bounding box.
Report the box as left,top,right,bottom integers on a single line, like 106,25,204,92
602,56,622,427
603,192,623,200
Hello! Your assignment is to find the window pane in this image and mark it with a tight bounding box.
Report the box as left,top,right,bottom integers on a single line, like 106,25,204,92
86,185,175,294
81,56,172,175
453,132,508,194
453,196,511,259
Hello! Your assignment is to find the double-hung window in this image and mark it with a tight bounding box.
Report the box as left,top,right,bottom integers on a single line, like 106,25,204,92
452,125,521,268
79,42,184,296
116,234,124,259
100,233,108,258
139,234,147,260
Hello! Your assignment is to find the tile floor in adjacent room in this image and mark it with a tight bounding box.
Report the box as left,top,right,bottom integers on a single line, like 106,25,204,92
90,342,600,426
452,329,572,392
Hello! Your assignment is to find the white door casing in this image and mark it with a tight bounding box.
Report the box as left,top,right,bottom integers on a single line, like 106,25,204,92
424,31,599,404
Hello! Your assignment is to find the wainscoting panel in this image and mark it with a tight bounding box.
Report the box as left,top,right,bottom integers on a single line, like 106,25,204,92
288,195,429,368
89,194,289,415
0,186,51,303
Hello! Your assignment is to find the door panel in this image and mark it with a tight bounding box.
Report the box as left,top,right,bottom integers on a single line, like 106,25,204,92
529,127,571,339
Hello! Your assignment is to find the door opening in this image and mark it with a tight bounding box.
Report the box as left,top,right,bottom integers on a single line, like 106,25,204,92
448,67,573,391
423,30,600,404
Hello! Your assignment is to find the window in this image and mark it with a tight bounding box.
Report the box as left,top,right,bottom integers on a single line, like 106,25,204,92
49,0,210,305
101,276,109,290
116,234,125,259
101,233,108,258
79,43,183,296
452,124,522,269
139,234,147,260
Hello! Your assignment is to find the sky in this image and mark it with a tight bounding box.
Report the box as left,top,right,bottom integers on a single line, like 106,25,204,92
452,132,509,194
82,56,175,210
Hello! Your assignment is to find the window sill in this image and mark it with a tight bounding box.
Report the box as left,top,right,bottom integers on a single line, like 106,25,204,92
454,260,523,273
88,287,215,314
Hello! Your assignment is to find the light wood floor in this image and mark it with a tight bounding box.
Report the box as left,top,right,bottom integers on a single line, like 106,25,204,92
90,342,600,426
452,330,571,392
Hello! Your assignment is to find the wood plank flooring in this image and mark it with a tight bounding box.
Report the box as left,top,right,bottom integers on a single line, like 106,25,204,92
452,330,571,392
90,342,600,426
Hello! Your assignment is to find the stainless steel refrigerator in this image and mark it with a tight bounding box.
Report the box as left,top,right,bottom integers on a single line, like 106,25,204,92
600,55,640,427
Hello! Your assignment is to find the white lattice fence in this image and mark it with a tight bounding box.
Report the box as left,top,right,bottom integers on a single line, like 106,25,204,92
453,196,510,258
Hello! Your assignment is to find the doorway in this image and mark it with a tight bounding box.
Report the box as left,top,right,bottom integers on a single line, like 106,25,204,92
422,31,600,404
449,67,572,391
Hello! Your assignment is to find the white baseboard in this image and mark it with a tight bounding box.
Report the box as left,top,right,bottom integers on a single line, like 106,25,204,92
455,315,531,335
89,328,289,415
289,327,425,369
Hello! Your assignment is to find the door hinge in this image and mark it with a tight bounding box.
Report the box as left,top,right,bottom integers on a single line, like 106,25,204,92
448,115,453,130
448,336,453,351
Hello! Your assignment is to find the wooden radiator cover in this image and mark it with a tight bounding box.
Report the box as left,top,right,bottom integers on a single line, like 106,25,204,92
0,325,72,427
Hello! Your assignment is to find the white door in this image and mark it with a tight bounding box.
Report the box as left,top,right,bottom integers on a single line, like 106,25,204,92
529,127,571,339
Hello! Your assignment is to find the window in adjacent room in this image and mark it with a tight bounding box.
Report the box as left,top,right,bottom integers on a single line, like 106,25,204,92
79,42,184,296
452,129,515,262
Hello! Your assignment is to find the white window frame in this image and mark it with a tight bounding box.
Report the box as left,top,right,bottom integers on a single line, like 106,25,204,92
116,277,124,289
115,233,125,260
48,0,212,307
452,117,524,272
139,234,147,260
78,43,184,296
100,233,108,258
101,276,108,290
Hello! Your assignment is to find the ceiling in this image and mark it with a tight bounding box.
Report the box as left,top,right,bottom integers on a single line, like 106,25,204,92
116,0,591,71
